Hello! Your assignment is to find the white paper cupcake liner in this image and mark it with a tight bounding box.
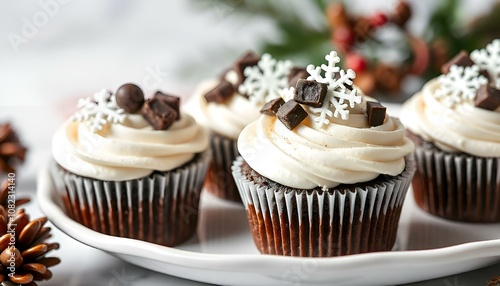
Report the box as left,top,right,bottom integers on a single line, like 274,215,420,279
412,147,500,222
231,155,416,257
204,133,241,202
50,149,211,246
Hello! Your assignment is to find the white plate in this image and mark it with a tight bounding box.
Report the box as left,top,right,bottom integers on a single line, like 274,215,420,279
37,162,500,286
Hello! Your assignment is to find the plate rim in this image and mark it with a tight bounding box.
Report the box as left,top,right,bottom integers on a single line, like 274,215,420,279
37,160,500,284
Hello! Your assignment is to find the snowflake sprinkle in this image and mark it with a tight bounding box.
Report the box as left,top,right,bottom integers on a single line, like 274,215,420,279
305,51,362,126
238,53,293,104
280,86,296,102
435,65,487,107
471,39,500,87
72,89,126,133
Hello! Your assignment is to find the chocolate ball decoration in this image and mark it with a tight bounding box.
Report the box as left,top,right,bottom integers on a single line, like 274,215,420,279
116,83,145,113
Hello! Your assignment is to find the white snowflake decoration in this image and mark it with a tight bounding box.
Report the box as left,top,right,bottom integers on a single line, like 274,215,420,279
471,39,500,87
435,65,487,107
72,89,126,133
280,86,295,102
305,51,362,126
238,53,293,104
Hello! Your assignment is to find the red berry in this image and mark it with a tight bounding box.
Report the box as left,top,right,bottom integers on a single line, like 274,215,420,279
370,12,388,27
346,53,367,73
333,26,355,52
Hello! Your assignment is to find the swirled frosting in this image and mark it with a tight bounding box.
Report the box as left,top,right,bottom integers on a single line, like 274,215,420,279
52,113,209,181
238,96,415,189
400,78,500,157
185,78,261,139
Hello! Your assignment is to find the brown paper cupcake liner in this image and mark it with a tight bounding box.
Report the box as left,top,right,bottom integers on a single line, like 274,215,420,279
412,147,500,222
50,149,211,247
204,132,241,202
232,155,416,257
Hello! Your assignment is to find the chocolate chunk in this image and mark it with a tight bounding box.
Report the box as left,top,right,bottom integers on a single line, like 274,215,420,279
234,51,260,85
204,80,235,103
293,79,328,107
276,100,308,130
141,98,178,130
115,83,145,113
440,50,475,74
366,101,386,127
260,98,285,116
475,84,500,111
288,67,308,87
155,91,180,120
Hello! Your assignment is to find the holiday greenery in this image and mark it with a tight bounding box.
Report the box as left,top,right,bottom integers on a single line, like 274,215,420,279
190,0,500,99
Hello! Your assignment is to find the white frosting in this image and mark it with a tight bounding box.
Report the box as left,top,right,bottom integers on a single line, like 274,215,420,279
238,96,415,189
400,79,500,157
184,79,261,139
52,113,209,181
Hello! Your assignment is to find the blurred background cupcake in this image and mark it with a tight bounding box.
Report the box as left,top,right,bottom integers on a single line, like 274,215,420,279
185,52,303,202
400,40,500,222
50,83,211,246
232,51,415,257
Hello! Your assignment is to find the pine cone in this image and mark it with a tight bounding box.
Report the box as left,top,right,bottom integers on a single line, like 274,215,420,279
0,180,60,286
0,123,27,174
0,181,29,210
488,276,500,286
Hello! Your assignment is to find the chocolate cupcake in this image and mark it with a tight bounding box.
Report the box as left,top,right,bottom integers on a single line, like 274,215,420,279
232,51,415,257
186,52,301,202
50,84,211,246
400,40,500,222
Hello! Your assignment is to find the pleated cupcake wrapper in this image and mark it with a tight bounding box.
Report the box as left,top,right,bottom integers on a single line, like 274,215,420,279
50,149,211,247
232,156,416,257
204,133,241,202
412,147,500,222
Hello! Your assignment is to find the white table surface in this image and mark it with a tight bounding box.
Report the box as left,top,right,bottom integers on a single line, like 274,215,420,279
1,1,499,285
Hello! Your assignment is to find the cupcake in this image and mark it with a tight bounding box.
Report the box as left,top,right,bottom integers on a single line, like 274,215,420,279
50,83,210,246
400,40,500,222
232,51,415,257
186,51,303,202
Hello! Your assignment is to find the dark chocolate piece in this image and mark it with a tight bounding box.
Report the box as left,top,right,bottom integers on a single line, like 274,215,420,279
276,100,308,130
366,101,386,127
288,67,308,87
204,80,235,103
141,98,178,130
115,83,145,113
293,79,328,107
155,91,181,120
440,50,475,74
475,84,500,111
234,51,260,86
260,98,285,116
